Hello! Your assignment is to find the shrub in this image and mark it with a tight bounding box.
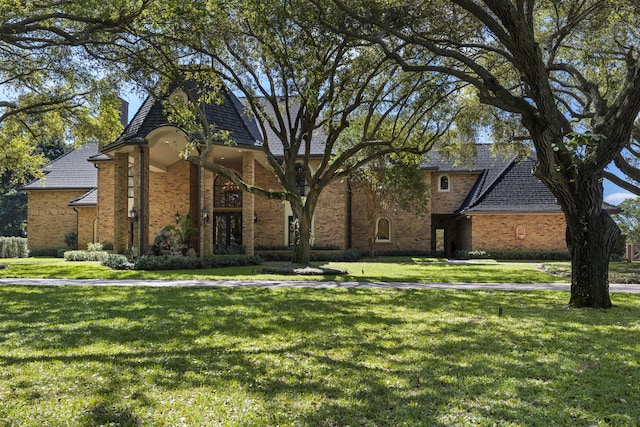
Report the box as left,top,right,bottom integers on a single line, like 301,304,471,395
258,248,361,262
0,237,28,258
64,232,78,249
213,244,245,255
454,249,570,261
87,242,104,252
374,249,439,257
64,250,109,262
101,242,114,251
133,254,262,271
101,254,134,270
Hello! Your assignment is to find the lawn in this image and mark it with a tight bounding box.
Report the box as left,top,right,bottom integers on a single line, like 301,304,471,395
0,286,638,426
0,257,565,283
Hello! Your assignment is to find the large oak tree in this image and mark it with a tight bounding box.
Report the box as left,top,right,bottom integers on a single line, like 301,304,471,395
328,0,640,308
114,0,456,263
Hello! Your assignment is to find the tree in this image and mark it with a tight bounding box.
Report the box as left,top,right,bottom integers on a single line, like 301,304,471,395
604,129,640,196
0,138,70,237
349,153,429,256
613,197,640,244
116,0,456,263
328,0,640,308
0,0,148,182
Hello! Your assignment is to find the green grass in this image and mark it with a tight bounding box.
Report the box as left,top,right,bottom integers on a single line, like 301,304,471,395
0,286,638,426
543,261,640,284
0,257,563,283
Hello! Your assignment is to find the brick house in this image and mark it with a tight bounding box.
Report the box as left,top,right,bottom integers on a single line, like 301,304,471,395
23,88,577,257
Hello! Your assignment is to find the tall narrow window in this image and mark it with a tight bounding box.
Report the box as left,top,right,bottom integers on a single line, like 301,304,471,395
127,166,134,199
376,218,391,242
438,175,450,192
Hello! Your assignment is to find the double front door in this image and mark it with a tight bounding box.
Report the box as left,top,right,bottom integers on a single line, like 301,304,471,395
213,212,242,248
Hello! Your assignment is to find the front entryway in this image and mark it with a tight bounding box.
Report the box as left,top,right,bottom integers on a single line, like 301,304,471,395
213,212,242,248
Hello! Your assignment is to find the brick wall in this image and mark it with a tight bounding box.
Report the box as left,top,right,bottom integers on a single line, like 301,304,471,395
26,189,89,250
76,206,97,249
252,162,348,249
350,182,431,254
96,161,115,246
431,173,480,214
149,160,194,240
470,213,567,251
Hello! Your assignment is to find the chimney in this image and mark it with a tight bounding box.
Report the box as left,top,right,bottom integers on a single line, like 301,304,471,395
119,98,129,127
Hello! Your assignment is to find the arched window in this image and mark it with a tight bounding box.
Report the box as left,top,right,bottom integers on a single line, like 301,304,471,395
214,176,242,208
376,217,391,242
438,175,450,192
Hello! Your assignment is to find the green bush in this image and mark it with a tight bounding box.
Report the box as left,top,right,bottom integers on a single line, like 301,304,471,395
212,244,245,255
101,254,134,270
64,232,77,249
87,242,103,252
0,237,28,258
374,249,439,257
63,250,109,262
454,249,571,261
133,254,262,271
258,248,361,262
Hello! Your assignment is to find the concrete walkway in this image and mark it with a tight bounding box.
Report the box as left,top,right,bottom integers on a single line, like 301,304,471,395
1,278,639,293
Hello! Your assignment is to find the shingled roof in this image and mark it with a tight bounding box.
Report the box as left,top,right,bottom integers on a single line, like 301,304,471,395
459,157,562,213
22,143,98,190
102,85,263,152
68,188,97,206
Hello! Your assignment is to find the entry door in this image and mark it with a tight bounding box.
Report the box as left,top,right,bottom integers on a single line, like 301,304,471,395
213,213,242,248
435,228,445,253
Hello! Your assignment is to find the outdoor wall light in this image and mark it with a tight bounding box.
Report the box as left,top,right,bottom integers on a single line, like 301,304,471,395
254,212,258,223
129,207,138,222
175,211,181,224
201,207,210,224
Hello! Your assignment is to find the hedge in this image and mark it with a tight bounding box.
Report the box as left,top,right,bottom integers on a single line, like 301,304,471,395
131,254,263,271
257,248,361,262
0,237,28,258
64,250,110,262
453,249,571,261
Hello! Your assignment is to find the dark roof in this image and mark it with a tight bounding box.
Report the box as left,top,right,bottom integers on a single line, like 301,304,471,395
459,157,562,213
103,85,263,152
68,188,97,206
21,143,98,190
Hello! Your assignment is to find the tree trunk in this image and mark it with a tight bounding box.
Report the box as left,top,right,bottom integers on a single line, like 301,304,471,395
291,205,313,265
565,209,619,308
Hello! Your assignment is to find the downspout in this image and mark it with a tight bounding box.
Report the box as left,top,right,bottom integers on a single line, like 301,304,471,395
72,207,79,250
197,157,202,257
347,179,353,249
138,143,145,254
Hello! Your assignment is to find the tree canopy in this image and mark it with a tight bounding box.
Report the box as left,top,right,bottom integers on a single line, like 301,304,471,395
325,0,640,307
115,0,456,263
0,0,147,182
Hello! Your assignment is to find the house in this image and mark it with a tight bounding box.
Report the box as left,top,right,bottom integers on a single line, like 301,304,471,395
23,88,575,257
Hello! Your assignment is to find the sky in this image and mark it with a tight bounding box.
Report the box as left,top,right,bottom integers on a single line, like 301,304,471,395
120,93,638,205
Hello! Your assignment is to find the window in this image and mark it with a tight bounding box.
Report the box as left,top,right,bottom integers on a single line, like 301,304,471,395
214,175,242,208
376,218,391,242
127,166,134,198
438,175,450,192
